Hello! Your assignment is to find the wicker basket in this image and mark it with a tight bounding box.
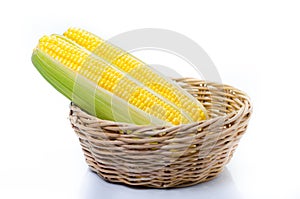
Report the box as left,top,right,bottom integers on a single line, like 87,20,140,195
69,78,252,188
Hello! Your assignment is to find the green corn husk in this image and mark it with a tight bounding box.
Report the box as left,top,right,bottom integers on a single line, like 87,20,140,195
32,48,168,126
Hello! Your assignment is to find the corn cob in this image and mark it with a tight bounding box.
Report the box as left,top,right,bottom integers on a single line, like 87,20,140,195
63,28,208,121
33,35,192,125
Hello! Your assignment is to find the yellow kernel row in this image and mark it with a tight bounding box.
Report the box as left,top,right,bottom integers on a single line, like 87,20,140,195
63,28,101,52
128,88,186,125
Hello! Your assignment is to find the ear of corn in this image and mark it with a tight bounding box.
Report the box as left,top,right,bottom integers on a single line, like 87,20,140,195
32,35,198,125
63,28,208,121
32,48,167,125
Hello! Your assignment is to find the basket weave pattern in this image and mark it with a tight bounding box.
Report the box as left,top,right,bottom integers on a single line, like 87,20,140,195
69,78,252,188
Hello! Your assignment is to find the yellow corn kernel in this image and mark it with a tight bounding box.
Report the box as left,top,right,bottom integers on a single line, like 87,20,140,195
63,28,207,121
37,35,189,125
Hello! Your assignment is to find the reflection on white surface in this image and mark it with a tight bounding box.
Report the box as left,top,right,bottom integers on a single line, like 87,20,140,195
79,168,242,199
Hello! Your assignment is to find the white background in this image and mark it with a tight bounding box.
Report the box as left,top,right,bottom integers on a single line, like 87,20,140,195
1,0,300,198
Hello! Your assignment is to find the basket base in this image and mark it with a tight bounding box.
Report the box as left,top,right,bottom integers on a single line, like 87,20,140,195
85,154,224,188
78,136,237,188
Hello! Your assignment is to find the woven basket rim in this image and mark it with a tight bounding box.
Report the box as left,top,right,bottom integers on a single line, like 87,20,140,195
70,78,252,128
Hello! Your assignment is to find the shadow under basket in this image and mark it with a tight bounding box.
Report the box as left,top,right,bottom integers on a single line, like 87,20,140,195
69,78,252,188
